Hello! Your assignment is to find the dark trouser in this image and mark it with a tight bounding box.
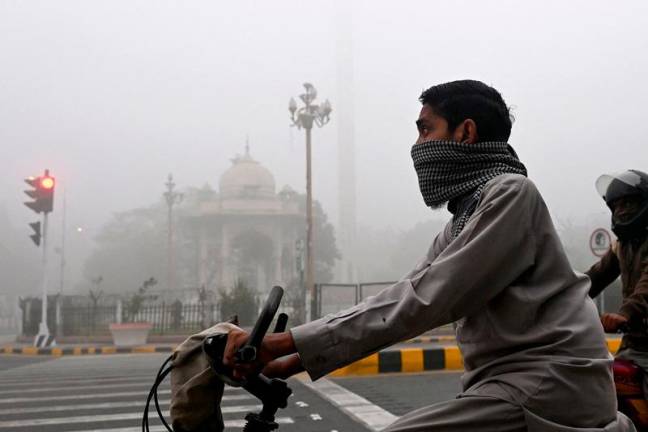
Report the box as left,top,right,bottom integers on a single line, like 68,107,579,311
616,347,648,395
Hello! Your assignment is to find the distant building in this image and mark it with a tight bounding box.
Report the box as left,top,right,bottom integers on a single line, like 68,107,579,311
185,148,303,295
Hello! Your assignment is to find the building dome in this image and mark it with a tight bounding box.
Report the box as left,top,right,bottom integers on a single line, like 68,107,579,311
220,148,276,200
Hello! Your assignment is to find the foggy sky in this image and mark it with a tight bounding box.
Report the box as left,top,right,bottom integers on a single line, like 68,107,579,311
2,0,648,287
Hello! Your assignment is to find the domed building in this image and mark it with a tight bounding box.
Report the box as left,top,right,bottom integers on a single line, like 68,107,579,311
187,147,303,294
219,151,276,201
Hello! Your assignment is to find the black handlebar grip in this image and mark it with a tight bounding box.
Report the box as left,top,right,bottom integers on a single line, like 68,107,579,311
236,286,284,363
273,313,288,333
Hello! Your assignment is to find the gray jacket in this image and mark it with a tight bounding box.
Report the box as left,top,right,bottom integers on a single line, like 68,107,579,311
292,174,631,430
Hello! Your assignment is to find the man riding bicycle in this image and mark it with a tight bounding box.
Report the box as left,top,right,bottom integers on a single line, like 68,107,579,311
587,170,648,389
224,80,634,431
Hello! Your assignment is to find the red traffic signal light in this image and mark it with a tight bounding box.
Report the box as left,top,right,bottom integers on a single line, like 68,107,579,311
40,176,55,190
24,169,55,214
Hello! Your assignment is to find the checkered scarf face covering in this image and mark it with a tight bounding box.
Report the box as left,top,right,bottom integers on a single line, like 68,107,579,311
411,140,527,238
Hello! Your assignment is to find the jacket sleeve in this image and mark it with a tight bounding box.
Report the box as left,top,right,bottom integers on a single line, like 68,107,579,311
585,247,620,299
619,254,648,322
290,176,537,380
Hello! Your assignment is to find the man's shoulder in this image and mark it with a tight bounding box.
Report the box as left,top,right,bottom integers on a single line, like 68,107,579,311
475,174,547,224
482,173,539,201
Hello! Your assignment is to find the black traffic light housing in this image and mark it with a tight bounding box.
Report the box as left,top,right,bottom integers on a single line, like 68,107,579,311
24,170,55,214
24,169,55,247
29,222,41,246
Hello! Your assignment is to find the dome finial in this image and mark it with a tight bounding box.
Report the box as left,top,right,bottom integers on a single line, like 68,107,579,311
245,135,250,157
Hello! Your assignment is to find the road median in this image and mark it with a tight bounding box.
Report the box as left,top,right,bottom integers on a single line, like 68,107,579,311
1,337,623,377
1,345,174,356
330,337,622,376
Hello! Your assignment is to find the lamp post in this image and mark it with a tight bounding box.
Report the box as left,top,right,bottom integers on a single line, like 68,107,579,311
289,83,332,321
164,174,183,291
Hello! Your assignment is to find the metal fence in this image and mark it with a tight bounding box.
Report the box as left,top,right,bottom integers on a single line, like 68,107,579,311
315,282,397,319
20,281,436,336
21,298,57,337
133,303,219,335
358,282,396,302
61,305,117,336
21,298,221,337
315,283,357,318
0,294,21,335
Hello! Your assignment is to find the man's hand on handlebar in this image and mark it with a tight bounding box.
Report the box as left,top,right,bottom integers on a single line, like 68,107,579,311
262,354,305,379
222,329,300,380
601,312,629,333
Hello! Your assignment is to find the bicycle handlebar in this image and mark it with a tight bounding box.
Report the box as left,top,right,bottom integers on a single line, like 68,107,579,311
236,285,284,363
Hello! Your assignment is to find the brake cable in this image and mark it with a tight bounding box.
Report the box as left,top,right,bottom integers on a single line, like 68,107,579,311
142,354,174,432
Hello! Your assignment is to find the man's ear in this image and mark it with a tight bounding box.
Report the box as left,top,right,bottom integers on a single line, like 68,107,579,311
453,119,478,144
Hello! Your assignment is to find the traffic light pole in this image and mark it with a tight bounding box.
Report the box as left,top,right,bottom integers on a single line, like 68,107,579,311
24,169,56,346
37,212,50,340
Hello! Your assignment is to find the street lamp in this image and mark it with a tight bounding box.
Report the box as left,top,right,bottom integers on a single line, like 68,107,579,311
289,83,332,321
164,174,183,291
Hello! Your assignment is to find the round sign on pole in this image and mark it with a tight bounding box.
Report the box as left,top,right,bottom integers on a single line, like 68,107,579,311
590,228,612,257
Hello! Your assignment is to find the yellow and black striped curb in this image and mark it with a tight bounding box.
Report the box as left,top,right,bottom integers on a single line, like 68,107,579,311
1,345,174,356
328,338,623,377
330,345,465,376
404,335,456,344
1,338,623,376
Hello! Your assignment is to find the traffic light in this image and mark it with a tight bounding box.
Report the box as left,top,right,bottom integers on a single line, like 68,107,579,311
24,176,42,213
24,170,55,214
29,221,41,246
38,174,55,213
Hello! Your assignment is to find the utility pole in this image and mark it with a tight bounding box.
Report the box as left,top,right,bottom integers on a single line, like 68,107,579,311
59,191,66,294
164,174,183,292
288,83,332,320
336,0,358,283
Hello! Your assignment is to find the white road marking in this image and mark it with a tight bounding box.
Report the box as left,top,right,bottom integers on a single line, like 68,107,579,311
0,399,159,415
0,395,254,415
1,381,158,394
0,405,263,428
296,400,309,407
0,389,170,404
0,389,250,404
310,413,323,420
0,374,156,386
65,417,295,432
300,377,398,431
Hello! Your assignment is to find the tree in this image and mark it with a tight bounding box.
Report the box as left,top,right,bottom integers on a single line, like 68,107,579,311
123,277,158,323
197,285,217,328
218,278,259,326
283,278,307,326
88,276,104,307
294,195,340,284
83,204,167,294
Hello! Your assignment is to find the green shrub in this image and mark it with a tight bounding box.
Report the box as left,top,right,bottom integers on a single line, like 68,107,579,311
218,279,259,326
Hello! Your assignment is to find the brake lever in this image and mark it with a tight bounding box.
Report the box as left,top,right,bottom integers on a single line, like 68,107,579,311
274,313,288,334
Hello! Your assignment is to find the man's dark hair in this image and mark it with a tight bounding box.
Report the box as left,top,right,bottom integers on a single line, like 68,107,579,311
419,80,513,142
